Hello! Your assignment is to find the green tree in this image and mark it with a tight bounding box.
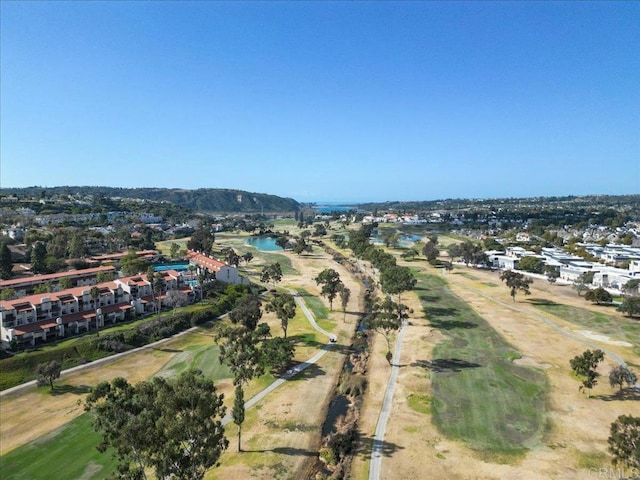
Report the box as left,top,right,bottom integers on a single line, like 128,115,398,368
242,252,254,264
36,360,61,390
96,271,115,283
422,241,439,262
607,415,640,471
265,293,296,338
314,268,343,310
187,227,215,255
90,286,101,335
499,270,533,301
369,297,408,365
217,323,270,452
169,242,180,259
68,233,87,259
34,282,53,294
573,271,595,296
518,256,545,274
86,371,228,480
229,294,263,331
339,285,351,322
260,337,295,373
379,265,416,304
121,251,151,276
621,279,640,297
293,237,312,256
544,265,560,283
584,287,613,305
608,365,637,391
0,287,16,300
0,242,13,279
617,296,640,318
232,384,245,452
570,349,605,397
260,262,283,288
31,241,48,274
58,277,72,290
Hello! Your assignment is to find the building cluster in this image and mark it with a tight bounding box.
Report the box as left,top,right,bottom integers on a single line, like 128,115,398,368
487,244,640,291
0,249,247,349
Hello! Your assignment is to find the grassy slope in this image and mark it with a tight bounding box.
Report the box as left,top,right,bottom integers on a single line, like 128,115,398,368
417,272,547,455
0,414,116,480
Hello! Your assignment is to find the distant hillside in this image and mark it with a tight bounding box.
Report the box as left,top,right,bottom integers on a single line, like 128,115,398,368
0,186,301,213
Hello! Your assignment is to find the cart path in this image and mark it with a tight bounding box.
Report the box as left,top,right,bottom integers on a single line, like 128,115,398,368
368,319,408,480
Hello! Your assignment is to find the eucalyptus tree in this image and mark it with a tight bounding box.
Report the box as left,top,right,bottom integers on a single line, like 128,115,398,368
260,262,283,288
339,285,351,321
314,268,343,310
265,293,296,338
380,265,416,304
369,297,409,364
85,371,228,479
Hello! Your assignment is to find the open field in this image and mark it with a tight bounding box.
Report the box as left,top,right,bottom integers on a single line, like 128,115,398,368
417,272,547,453
353,247,640,480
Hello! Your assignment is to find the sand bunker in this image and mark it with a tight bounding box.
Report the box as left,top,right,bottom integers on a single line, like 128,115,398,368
513,356,553,369
574,330,633,347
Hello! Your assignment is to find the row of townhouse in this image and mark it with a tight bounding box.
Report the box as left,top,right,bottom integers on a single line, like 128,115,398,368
186,249,249,285
0,266,117,298
0,269,191,349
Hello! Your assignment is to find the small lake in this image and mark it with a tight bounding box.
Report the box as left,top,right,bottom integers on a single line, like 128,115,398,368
245,236,283,251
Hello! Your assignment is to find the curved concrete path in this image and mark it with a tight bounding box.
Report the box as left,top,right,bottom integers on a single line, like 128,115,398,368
220,291,335,425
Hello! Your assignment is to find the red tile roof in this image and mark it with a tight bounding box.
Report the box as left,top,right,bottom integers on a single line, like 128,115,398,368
0,265,116,288
187,250,226,272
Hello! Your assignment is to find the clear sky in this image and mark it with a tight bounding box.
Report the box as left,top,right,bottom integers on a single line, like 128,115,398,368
1,1,638,203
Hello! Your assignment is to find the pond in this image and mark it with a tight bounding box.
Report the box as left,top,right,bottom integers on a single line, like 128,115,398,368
244,236,283,251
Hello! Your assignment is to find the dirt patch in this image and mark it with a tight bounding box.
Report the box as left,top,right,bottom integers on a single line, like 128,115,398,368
573,330,634,347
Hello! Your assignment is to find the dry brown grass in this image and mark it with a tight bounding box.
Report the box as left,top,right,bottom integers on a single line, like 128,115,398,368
353,259,640,480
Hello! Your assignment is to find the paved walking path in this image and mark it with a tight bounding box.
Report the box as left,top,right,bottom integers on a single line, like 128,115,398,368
369,319,408,480
221,291,335,425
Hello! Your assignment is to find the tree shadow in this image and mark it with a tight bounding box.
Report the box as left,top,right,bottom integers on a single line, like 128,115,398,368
246,446,317,456
418,294,441,303
50,384,91,396
593,388,640,402
152,347,183,353
428,318,478,330
527,298,559,306
423,306,459,317
356,433,405,459
288,335,352,356
285,362,326,382
411,358,482,372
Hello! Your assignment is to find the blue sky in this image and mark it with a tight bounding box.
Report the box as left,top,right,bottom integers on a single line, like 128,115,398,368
1,1,638,202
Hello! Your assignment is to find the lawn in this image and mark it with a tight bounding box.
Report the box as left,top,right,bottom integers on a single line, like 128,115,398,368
0,413,117,480
528,299,640,345
416,273,548,455
156,343,232,380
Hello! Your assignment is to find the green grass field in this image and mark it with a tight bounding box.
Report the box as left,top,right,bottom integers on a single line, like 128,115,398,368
0,413,117,480
416,273,547,456
529,299,640,356
155,344,232,380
